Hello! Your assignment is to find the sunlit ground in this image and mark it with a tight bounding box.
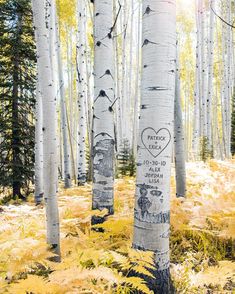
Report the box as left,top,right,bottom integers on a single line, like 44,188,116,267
0,159,234,293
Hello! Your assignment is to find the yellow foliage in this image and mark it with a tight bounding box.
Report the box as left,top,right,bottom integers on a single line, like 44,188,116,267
8,275,66,294
0,160,234,293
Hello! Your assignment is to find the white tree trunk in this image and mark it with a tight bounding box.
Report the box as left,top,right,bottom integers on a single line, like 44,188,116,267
174,44,186,198
76,0,87,185
206,0,215,154
201,1,208,140
192,0,202,159
92,0,115,215
34,81,44,204
132,1,142,158
132,1,176,292
55,13,72,188
32,0,60,257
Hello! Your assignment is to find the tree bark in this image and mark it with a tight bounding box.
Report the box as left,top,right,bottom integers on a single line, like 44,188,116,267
206,0,215,155
55,12,72,189
174,43,186,198
76,0,87,185
92,0,115,216
132,1,176,292
35,81,44,204
32,0,60,259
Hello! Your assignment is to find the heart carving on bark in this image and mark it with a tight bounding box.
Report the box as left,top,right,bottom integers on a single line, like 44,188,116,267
141,127,171,158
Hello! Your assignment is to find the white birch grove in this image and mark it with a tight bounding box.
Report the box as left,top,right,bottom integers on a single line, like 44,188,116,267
174,43,186,198
132,0,176,292
92,0,115,215
32,0,60,257
76,0,87,185
34,81,43,204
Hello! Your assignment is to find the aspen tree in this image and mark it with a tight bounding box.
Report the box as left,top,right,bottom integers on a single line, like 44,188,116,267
193,0,202,159
76,0,87,185
206,0,215,154
32,0,60,258
34,81,43,204
92,0,115,216
174,43,186,198
55,12,72,188
132,0,176,292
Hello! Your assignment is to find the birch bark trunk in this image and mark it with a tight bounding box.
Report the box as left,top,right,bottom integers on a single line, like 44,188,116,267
192,0,202,160
92,0,115,215
174,44,186,198
34,81,44,204
76,0,87,185
132,1,176,292
55,12,71,188
32,0,60,258
201,1,208,140
206,0,215,155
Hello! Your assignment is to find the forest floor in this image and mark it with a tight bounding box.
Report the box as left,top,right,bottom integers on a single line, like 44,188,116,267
0,160,235,293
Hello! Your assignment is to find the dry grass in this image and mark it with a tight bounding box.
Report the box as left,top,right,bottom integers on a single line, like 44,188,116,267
0,160,234,293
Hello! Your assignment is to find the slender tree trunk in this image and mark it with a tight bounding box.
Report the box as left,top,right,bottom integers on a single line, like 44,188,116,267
206,0,215,155
192,1,201,160
35,81,44,204
76,0,87,185
174,43,186,198
201,1,208,140
132,1,142,159
56,13,71,189
132,1,176,292
32,0,60,259
92,0,115,216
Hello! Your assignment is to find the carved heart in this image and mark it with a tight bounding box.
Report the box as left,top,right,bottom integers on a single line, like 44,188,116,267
141,127,171,158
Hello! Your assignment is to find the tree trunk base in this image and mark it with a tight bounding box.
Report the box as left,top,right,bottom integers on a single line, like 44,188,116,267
131,267,175,294
47,244,61,263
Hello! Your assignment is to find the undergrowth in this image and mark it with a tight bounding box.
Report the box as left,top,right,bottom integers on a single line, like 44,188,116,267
0,160,234,293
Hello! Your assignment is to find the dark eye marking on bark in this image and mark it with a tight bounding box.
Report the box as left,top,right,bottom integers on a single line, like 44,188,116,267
108,97,119,112
96,41,107,48
94,132,112,139
143,5,155,15
141,104,149,109
142,39,158,47
94,90,112,103
93,114,100,120
101,30,113,41
147,86,168,91
99,69,114,79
